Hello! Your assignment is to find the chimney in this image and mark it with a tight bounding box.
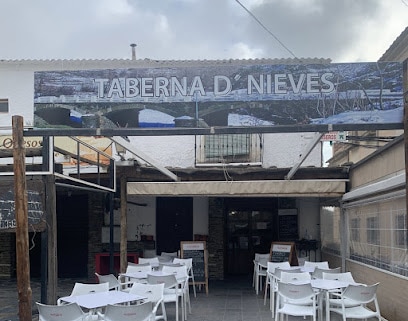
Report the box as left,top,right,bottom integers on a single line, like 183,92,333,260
130,43,137,60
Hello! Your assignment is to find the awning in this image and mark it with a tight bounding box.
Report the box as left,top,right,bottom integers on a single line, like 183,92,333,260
127,179,347,197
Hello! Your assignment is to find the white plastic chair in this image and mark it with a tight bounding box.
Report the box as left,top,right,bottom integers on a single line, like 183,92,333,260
254,254,270,295
275,281,319,321
97,301,154,321
139,257,160,265
129,283,166,321
173,257,196,298
147,273,184,321
162,264,190,317
95,272,133,292
311,266,341,279
161,252,178,258
57,282,109,305
263,261,291,314
280,271,311,283
329,283,381,321
36,302,87,321
252,253,270,289
304,261,330,269
322,272,355,283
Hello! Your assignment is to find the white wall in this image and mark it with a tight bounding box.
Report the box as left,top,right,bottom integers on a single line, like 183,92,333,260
0,70,34,128
126,196,156,241
127,136,196,168
263,133,322,168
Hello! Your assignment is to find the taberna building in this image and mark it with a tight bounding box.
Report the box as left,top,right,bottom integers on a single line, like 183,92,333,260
0,37,407,320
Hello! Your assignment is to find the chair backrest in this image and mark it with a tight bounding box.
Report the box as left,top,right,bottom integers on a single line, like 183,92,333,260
277,282,315,301
103,301,153,321
342,283,379,304
274,267,301,280
161,251,178,258
147,273,178,289
36,302,85,321
172,258,193,270
162,264,189,280
138,257,160,265
126,264,153,273
254,253,270,262
266,261,291,274
280,271,311,283
312,266,341,279
322,271,355,283
304,261,330,269
95,273,120,290
130,282,165,304
71,282,109,296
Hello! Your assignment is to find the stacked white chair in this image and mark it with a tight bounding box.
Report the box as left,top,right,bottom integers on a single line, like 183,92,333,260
147,273,184,321
130,282,166,321
275,281,319,321
162,264,191,317
253,253,270,295
263,261,291,315
173,257,196,297
95,272,133,292
304,261,330,269
311,266,341,279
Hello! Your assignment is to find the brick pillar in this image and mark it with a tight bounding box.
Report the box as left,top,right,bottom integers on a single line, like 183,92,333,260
208,197,225,280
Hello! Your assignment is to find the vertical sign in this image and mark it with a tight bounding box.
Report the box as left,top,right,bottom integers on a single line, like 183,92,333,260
181,241,208,295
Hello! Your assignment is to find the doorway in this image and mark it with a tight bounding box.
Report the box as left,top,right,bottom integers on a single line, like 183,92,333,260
225,198,277,275
156,197,193,255
57,194,88,277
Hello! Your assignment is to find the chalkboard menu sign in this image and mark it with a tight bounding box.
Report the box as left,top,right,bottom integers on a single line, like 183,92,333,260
278,209,298,241
270,242,298,266
181,241,208,294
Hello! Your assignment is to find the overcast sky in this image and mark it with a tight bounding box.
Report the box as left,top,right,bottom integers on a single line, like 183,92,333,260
0,0,407,62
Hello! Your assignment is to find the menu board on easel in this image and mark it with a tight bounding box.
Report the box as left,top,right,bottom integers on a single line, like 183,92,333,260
180,241,209,295
270,241,298,266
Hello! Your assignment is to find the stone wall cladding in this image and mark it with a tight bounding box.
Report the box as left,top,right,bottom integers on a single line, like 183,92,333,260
208,197,225,280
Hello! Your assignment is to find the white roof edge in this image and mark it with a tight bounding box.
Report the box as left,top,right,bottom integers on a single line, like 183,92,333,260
342,172,405,202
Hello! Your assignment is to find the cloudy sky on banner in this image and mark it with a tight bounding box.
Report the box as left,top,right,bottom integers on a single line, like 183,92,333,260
0,0,407,62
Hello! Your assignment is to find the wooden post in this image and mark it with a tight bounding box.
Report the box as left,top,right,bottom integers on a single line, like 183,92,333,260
12,115,32,321
404,59,408,244
120,176,128,273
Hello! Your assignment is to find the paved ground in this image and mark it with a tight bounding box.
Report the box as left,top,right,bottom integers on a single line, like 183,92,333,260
0,275,382,321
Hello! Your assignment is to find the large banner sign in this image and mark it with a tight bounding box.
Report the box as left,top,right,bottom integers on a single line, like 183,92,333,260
34,62,403,130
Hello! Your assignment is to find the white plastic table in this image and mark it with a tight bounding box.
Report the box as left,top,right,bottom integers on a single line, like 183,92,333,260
59,290,147,310
310,279,353,321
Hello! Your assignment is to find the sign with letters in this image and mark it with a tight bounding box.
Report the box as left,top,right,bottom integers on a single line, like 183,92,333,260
270,241,298,266
34,62,403,131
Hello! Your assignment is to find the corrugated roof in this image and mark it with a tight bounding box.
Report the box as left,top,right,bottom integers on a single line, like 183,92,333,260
0,57,332,70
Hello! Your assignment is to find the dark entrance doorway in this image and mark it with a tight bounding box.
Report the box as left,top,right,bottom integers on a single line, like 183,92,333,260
57,194,88,277
225,198,277,275
156,197,193,255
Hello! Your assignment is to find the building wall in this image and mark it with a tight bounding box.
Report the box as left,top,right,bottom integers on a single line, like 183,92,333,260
349,137,404,188
326,137,408,321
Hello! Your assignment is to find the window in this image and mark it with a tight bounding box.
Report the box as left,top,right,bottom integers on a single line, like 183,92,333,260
350,218,360,242
366,216,379,245
395,214,406,247
196,134,262,164
0,99,9,113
